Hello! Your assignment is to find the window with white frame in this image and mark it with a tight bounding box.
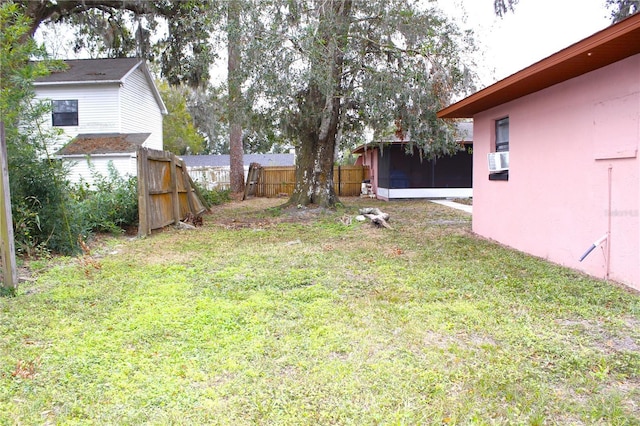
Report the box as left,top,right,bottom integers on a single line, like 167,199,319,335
52,100,78,127
489,116,509,181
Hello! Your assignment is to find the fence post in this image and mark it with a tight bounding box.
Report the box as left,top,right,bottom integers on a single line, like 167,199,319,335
137,147,150,237
0,122,18,290
178,159,196,214
170,155,180,224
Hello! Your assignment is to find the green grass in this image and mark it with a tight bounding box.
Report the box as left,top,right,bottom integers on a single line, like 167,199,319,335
1,198,639,425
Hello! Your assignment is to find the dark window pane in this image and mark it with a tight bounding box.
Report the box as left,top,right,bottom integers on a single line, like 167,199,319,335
52,100,78,127
52,100,77,113
52,112,78,126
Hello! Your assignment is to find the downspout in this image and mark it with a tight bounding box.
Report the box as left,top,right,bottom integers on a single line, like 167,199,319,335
579,233,608,262
606,165,612,279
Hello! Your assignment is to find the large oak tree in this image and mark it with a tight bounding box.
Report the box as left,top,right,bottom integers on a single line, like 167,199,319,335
240,0,476,207
19,0,637,208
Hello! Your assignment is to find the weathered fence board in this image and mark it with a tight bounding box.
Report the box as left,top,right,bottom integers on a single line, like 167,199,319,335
254,165,369,198
243,163,262,200
187,164,369,198
138,148,208,236
334,165,370,196
255,166,293,197
0,122,18,290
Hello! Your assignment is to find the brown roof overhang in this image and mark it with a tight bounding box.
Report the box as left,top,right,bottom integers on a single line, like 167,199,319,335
437,13,640,119
56,133,150,156
352,139,471,154
353,141,405,154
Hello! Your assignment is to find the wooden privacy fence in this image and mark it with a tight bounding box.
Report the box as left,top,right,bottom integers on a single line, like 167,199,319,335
250,165,370,198
137,148,209,237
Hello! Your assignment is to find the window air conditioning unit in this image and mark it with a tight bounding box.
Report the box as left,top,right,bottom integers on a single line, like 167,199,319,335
488,151,509,172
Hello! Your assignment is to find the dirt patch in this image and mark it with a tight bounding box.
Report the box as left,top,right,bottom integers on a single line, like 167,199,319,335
207,199,336,229
204,197,473,238
451,198,473,206
11,197,474,282
555,318,640,353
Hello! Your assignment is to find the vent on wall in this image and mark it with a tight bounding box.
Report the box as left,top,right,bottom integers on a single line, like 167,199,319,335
488,151,509,172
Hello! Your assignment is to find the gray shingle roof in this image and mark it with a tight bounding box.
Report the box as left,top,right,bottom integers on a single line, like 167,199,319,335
181,154,295,168
35,58,143,84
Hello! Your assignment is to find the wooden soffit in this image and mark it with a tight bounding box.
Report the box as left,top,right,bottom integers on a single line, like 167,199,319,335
438,13,640,119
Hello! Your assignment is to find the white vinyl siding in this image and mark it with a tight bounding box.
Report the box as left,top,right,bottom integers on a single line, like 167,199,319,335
63,155,137,187
120,67,164,150
33,60,164,184
35,84,121,152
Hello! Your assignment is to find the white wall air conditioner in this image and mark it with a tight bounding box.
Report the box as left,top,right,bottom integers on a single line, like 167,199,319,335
488,151,509,172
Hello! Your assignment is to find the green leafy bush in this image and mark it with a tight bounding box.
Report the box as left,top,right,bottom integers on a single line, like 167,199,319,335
73,163,138,235
1,1,79,256
193,182,231,206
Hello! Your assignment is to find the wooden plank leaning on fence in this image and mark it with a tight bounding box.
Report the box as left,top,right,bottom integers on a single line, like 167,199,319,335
137,147,208,237
0,122,18,291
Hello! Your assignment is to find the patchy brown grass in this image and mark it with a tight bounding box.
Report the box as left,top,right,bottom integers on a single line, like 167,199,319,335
3,196,638,425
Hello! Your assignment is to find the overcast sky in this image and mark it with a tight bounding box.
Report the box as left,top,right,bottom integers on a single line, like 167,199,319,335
39,0,614,91
437,0,613,87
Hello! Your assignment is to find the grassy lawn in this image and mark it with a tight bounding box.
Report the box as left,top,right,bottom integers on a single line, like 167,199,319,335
1,198,639,425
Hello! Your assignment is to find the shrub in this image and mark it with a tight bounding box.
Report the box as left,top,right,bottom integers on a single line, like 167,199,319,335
193,182,231,206
73,163,138,235
1,2,78,256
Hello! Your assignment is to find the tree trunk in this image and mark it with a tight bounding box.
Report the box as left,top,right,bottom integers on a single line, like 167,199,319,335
227,0,244,194
287,0,352,208
288,85,340,207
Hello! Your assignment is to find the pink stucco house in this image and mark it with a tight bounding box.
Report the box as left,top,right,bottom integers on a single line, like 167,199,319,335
438,13,640,291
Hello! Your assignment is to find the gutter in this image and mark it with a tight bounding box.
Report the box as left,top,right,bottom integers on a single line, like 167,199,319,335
33,80,122,86
57,153,136,158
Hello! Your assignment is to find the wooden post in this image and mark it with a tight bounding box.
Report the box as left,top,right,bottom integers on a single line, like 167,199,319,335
170,156,180,224
178,159,196,214
137,147,150,237
187,174,211,210
0,122,18,290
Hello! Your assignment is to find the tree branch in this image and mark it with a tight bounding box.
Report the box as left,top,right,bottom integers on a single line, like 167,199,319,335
23,0,158,36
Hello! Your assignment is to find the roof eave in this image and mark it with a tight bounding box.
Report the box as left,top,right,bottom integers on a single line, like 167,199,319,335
33,80,122,86
122,60,168,115
437,13,640,119
58,152,135,158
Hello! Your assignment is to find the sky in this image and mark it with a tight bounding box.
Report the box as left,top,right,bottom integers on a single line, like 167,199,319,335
37,0,614,90
437,0,613,88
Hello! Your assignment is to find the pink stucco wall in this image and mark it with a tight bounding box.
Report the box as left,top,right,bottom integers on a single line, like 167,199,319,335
355,148,379,196
473,54,640,291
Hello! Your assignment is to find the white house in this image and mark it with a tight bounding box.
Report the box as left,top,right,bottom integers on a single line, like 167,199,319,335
34,58,167,184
